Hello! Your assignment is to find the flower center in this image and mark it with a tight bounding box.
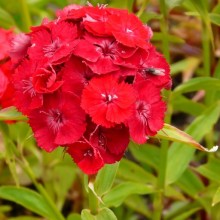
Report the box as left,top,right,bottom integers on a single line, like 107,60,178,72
22,78,36,97
136,101,151,122
83,149,93,157
43,38,61,58
98,132,106,149
101,93,118,104
125,28,133,34
95,40,116,58
47,109,64,132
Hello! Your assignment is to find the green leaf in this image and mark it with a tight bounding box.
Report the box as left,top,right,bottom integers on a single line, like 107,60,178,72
166,101,220,185
214,58,220,79
209,13,220,26
212,187,220,206
103,182,155,207
170,57,200,76
67,213,82,220
176,169,205,196
94,163,119,196
169,207,201,220
173,77,220,95
189,0,213,47
0,107,26,121
195,157,220,183
108,0,129,9
0,7,16,29
117,158,156,184
9,217,42,220
189,0,208,18
127,0,135,12
171,95,205,116
0,186,55,219
96,208,117,220
164,201,202,220
152,33,185,43
156,123,218,152
124,195,151,218
212,3,220,14
140,12,162,23
81,210,95,220
165,185,186,200
81,208,117,220
165,0,184,9
129,143,160,170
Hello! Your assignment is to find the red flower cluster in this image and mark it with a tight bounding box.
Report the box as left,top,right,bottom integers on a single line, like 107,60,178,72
0,28,14,109
11,4,171,174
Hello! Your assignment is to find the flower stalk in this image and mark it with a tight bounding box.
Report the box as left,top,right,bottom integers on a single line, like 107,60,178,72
88,183,99,215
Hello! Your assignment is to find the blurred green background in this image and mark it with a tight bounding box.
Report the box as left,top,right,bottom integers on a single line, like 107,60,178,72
0,0,220,220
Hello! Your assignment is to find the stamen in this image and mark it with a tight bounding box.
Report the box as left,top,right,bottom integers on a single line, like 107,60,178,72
84,149,93,157
43,38,60,58
126,28,133,34
22,79,36,97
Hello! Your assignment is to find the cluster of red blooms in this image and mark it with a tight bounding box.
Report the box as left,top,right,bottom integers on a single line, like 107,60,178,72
0,28,14,109
9,4,171,174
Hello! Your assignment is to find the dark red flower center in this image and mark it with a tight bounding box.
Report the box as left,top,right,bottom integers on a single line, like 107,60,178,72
43,38,61,58
98,132,106,149
136,101,151,122
47,109,64,132
22,78,36,97
83,149,93,157
95,40,116,58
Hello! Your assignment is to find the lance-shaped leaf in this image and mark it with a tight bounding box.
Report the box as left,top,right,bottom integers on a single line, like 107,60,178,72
0,107,26,121
0,186,55,219
165,101,220,185
173,77,220,95
103,182,155,207
94,163,119,196
212,187,220,206
156,123,218,152
81,208,117,220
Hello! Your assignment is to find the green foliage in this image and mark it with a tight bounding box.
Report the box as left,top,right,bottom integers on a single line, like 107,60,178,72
0,0,220,220
0,186,55,219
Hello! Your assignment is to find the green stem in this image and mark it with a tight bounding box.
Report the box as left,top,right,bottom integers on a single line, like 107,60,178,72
19,0,32,32
153,94,172,220
159,0,170,63
136,0,149,18
20,157,65,220
88,179,99,215
202,21,210,77
152,0,171,214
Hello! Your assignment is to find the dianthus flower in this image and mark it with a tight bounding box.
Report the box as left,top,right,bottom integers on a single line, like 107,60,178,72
10,4,171,174
0,28,14,109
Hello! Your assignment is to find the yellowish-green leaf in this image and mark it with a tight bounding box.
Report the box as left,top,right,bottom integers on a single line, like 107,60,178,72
0,107,26,121
165,0,184,9
166,101,220,185
156,123,218,152
173,77,220,95
81,208,117,220
0,7,16,29
103,182,155,207
212,187,220,206
0,186,54,219
195,157,220,183
209,13,220,26
171,95,205,116
95,163,119,196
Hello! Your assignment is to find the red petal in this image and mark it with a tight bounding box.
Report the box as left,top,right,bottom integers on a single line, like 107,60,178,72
67,142,104,174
